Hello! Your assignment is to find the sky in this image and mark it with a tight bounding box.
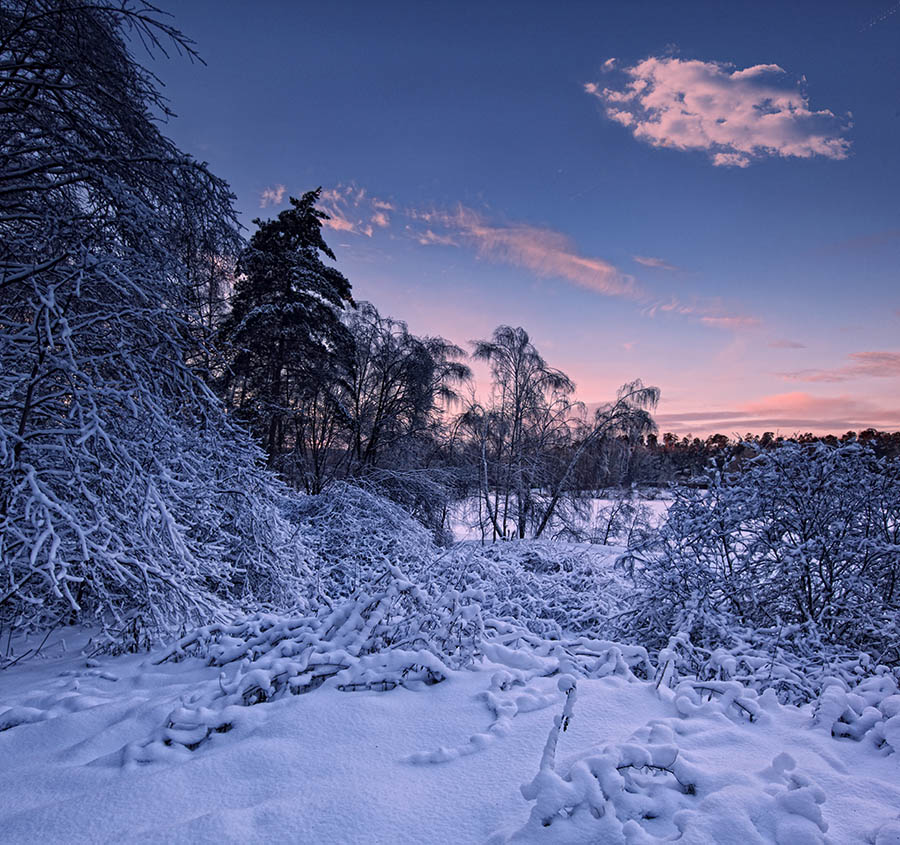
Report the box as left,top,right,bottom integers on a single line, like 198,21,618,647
152,0,900,437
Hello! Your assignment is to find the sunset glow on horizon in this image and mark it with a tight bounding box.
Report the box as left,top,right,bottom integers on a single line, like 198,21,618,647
155,0,899,437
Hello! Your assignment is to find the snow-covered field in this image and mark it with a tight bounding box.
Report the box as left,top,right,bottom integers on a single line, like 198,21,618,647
1,476,898,845
2,587,900,844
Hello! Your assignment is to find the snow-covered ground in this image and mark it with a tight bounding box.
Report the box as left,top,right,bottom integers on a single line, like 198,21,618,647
2,619,899,844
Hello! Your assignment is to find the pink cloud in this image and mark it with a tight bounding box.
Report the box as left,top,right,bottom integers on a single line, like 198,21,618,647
699,315,760,329
654,391,900,436
428,212,759,327
781,350,900,383
633,255,680,271
644,297,760,330
318,184,384,237
586,56,851,167
325,215,368,235
259,184,286,208
424,205,640,299
415,228,458,246
742,392,852,415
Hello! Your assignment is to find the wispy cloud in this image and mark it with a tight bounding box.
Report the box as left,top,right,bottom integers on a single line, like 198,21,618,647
699,314,761,329
419,205,640,299
656,392,900,435
781,350,900,382
415,228,458,247
421,209,759,329
644,297,760,329
259,184,286,208
769,339,806,349
315,184,758,331
633,255,680,271
586,56,851,167
318,185,387,237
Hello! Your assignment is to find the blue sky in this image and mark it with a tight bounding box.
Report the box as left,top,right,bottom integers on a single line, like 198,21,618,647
154,0,900,435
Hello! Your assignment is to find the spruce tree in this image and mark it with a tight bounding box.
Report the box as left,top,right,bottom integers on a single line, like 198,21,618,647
221,190,355,465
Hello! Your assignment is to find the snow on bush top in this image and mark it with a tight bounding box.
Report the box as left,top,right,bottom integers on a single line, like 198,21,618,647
294,482,436,600
445,541,629,639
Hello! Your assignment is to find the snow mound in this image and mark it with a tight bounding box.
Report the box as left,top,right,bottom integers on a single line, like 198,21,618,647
443,541,629,638
814,673,900,753
505,688,830,844
294,482,436,599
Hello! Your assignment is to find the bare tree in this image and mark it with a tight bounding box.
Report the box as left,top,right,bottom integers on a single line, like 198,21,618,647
462,326,574,540
461,327,658,541
532,380,659,539
288,302,471,538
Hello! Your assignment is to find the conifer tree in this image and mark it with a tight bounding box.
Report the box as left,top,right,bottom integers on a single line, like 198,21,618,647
221,190,355,464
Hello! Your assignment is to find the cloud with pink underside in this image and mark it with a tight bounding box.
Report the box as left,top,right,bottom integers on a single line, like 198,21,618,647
420,205,639,299
781,351,900,383
655,392,900,436
259,184,286,208
586,56,851,167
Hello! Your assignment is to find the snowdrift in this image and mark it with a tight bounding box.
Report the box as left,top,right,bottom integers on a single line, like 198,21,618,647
2,484,899,843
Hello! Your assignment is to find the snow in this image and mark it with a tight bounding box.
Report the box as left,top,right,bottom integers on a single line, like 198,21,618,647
2,617,899,844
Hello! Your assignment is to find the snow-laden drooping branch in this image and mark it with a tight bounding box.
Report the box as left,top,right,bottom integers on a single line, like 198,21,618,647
0,1,309,644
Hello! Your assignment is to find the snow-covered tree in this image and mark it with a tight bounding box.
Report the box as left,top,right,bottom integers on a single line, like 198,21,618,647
219,190,355,466
0,0,309,643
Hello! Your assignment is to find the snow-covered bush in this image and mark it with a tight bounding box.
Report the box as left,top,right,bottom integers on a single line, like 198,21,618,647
292,482,436,599
623,441,900,663
609,600,899,705
123,569,483,759
814,673,900,753
441,542,631,639
360,467,458,546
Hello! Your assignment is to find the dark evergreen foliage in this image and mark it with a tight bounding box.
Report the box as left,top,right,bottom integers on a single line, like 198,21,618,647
220,190,355,462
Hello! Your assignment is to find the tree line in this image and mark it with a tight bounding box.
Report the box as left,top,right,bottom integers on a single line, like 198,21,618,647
208,189,900,542
206,191,663,541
